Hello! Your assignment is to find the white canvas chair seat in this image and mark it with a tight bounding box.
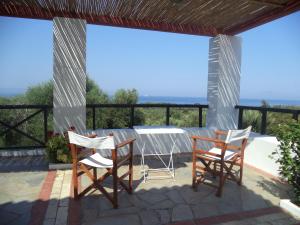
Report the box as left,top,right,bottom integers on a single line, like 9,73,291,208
79,153,113,168
204,147,238,161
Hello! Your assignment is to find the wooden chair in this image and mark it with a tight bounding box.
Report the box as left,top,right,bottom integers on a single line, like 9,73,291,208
67,131,135,209
192,126,251,197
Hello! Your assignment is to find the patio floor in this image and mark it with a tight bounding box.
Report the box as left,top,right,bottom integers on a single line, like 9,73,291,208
1,155,300,225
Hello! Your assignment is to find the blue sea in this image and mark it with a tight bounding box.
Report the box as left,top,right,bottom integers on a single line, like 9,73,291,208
138,96,300,106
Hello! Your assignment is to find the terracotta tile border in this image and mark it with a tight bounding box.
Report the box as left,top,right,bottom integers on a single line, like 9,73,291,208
28,170,57,225
68,174,81,225
169,207,283,225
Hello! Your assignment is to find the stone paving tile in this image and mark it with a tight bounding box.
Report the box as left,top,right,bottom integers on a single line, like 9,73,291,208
85,214,141,225
0,170,47,225
55,206,68,225
172,204,194,222
43,218,56,225
149,199,174,210
156,209,171,224
139,209,161,225
166,189,186,204
191,203,220,219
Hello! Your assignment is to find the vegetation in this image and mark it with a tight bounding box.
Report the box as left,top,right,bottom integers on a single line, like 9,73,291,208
241,103,298,135
272,121,300,205
0,78,299,150
46,134,71,163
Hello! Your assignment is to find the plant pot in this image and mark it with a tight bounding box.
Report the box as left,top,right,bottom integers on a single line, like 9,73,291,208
280,199,300,218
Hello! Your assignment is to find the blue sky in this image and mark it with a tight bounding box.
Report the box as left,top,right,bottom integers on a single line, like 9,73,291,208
0,12,299,100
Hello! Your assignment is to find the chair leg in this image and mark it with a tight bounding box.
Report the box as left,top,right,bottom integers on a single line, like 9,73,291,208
72,166,79,200
128,143,133,194
112,149,118,209
216,162,224,197
93,168,97,181
112,167,118,209
213,162,217,178
192,150,197,190
238,165,243,185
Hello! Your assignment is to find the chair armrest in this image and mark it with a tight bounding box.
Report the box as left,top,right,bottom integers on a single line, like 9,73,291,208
214,130,228,136
192,136,225,144
116,138,136,149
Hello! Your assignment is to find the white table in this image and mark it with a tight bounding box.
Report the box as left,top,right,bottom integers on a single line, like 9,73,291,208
134,126,186,182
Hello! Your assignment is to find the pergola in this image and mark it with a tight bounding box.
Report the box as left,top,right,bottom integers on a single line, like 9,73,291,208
1,0,299,133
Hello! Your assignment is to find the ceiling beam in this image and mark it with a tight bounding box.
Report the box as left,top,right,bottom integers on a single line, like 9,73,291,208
225,0,300,35
0,3,221,37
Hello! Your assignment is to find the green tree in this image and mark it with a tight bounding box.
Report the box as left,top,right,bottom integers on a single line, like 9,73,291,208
86,77,109,104
25,81,53,105
104,89,144,128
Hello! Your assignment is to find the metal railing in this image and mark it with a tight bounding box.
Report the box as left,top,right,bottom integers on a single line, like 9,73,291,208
0,105,51,149
0,104,208,149
2,103,298,149
236,105,300,134
86,104,208,129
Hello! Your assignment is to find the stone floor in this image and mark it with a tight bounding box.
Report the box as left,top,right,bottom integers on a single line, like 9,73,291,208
78,158,299,225
0,156,300,225
0,170,47,225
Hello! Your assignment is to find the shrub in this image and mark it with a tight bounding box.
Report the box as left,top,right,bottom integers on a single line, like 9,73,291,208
46,135,72,163
273,121,300,205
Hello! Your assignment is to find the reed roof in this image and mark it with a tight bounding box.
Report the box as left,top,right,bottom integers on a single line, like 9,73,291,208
0,0,299,36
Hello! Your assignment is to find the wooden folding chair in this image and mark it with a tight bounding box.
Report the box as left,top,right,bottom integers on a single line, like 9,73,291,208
192,126,251,197
68,131,135,209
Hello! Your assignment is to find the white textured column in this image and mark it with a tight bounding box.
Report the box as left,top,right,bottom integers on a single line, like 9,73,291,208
206,35,241,130
53,17,86,133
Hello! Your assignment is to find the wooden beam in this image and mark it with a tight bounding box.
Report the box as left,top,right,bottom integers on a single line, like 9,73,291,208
225,0,300,35
0,3,220,36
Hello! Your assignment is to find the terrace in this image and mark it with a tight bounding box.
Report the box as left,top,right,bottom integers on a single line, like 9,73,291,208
0,0,300,225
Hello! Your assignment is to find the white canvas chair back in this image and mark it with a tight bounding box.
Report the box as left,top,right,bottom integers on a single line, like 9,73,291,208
68,131,115,150
225,126,252,144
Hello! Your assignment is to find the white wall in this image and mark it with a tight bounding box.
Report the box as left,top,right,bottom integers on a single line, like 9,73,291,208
244,133,280,177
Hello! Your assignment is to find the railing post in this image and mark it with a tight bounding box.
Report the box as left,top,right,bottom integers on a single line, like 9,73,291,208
44,107,48,144
130,106,135,128
238,108,243,129
166,106,170,126
92,106,96,130
261,110,267,134
293,112,298,121
198,107,203,127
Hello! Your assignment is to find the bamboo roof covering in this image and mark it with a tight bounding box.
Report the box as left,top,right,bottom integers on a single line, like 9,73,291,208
0,0,299,36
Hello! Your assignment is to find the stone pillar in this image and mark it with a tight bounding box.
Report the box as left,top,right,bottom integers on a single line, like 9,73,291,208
206,35,241,130
53,17,86,134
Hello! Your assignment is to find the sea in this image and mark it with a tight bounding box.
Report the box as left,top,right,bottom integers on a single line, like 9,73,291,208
1,91,300,106
138,96,300,106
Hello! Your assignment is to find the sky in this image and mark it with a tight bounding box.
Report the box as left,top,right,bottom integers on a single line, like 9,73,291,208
0,12,299,100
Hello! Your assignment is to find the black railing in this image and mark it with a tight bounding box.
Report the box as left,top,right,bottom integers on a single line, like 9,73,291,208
236,105,300,134
0,104,208,150
86,104,208,129
0,105,51,149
